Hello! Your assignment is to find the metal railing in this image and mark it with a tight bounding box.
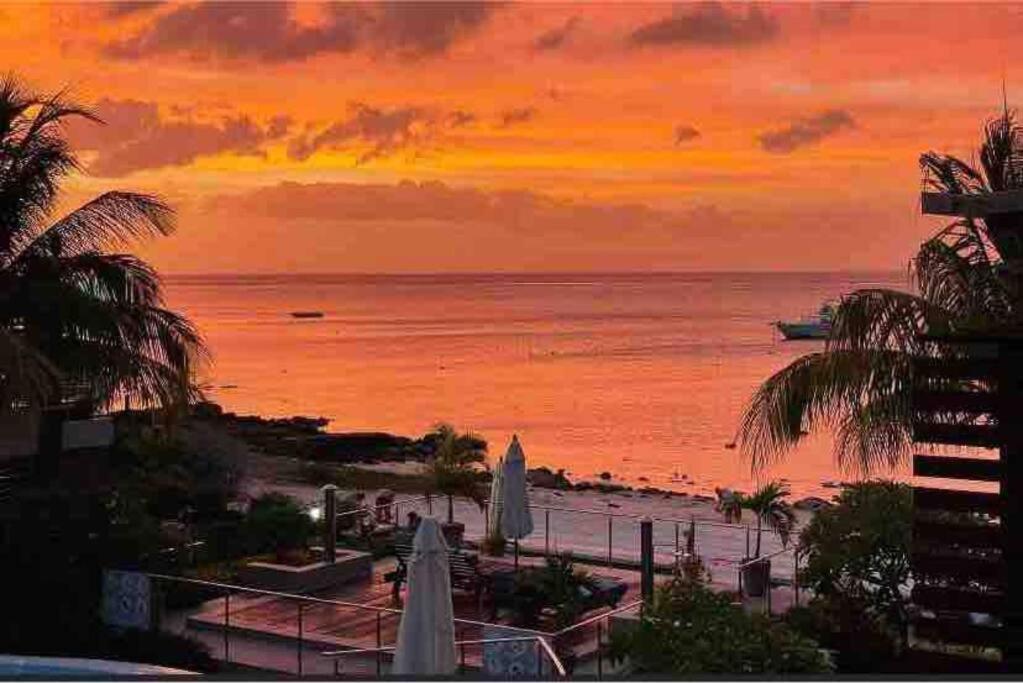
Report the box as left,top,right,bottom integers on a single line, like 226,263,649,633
322,635,567,677
148,572,541,677
330,491,803,607
548,599,644,678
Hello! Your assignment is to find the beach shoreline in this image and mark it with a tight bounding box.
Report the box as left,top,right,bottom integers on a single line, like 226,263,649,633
197,401,835,514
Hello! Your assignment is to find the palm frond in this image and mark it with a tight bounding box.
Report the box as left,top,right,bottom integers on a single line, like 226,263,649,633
0,327,57,413
10,191,174,264
914,223,1013,328
920,151,987,195
827,288,953,353
737,349,909,472
832,394,911,475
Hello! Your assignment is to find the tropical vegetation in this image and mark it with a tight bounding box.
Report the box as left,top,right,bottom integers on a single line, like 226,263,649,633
737,109,1023,473
0,75,205,416
610,573,833,674
715,480,795,558
426,422,487,524
790,481,912,667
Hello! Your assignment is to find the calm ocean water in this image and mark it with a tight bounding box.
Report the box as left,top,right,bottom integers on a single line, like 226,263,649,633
163,272,910,498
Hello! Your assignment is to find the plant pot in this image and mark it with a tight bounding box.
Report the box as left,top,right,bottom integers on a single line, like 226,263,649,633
482,534,506,556
741,558,771,597
441,522,465,548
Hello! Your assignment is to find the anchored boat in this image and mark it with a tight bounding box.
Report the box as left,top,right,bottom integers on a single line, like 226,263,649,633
775,302,836,340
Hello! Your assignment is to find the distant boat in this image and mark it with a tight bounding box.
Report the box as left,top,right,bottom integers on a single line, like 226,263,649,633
290,311,324,319
775,302,836,340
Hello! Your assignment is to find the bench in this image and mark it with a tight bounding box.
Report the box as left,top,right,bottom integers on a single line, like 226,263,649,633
385,538,486,603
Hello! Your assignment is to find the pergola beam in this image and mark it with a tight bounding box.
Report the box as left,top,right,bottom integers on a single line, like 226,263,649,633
922,189,1023,217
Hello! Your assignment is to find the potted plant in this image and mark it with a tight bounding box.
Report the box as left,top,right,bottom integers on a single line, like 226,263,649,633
715,481,794,597
427,423,487,546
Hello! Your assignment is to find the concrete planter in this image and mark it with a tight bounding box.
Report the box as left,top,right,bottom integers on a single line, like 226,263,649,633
239,549,372,593
741,558,771,598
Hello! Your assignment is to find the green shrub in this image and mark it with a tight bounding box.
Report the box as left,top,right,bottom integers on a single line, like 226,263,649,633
509,554,595,630
243,492,315,560
797,480,911,659
610,575,832,674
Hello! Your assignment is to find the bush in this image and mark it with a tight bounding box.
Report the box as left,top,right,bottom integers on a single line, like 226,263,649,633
797,480,911,660
243,492,315,560
509,554,596,630
610,576,832,674
113,427,243,523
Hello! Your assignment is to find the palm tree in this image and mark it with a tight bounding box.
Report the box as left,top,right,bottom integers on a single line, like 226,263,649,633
0,76,205,417
428,423,487,524
715,481,795,558
737,109,1023,474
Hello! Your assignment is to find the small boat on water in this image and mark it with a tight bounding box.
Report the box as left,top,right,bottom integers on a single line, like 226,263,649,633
775,302,836,340
290,311,324,319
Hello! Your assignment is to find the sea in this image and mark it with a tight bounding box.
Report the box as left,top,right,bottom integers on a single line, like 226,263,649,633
163,271,912,499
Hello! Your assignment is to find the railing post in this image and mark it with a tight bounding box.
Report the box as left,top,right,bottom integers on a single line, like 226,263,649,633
297,602,304,676
545,509,550,556
334,659,339,677
793,548,800,607
674,522,680,556
606,515,613,566
640,516,654,603
322,484,338,564
459,626,467,672
223,589,230,663
376,611,383,676
596,619,603,679
745,524,750,559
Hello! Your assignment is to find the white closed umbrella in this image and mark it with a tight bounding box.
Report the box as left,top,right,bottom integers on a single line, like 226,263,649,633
486,456,504,538
392,518,457,676
500,435,534,568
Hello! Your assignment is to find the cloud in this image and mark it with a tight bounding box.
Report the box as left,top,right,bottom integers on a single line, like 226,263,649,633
629,3,778,48
68,98,291,176
287,103,434,163
448,110,477,128
104,1,164,18
206,180,679,238
674,124,701,145
103,1,495,62
757,110,855,154
533,16,581,51
498,107,538,128
372,2,496,59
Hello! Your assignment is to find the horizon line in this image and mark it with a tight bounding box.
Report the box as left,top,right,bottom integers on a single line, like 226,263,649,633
162,268,910,278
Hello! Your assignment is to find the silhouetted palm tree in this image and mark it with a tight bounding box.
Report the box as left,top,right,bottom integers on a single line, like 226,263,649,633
0,76,205,415
737,110,1023,474
428,423,487,524
716,482,795,557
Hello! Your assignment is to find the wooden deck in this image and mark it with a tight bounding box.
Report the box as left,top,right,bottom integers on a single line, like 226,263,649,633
180,553,793,674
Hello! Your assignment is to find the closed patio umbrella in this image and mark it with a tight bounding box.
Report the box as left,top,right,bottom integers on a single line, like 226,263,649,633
392,518,457,676
500,435,534,568
486,456,504,539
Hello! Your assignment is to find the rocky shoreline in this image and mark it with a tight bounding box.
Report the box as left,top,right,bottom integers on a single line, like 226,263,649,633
190,401,834,512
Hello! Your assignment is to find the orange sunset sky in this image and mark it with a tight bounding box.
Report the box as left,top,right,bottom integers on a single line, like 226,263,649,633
4,1,1021,273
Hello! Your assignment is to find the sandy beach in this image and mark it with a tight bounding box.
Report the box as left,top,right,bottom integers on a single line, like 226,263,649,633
242,451,811,587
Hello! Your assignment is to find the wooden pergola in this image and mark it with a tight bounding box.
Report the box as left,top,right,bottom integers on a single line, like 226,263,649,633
910,190,1023,671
